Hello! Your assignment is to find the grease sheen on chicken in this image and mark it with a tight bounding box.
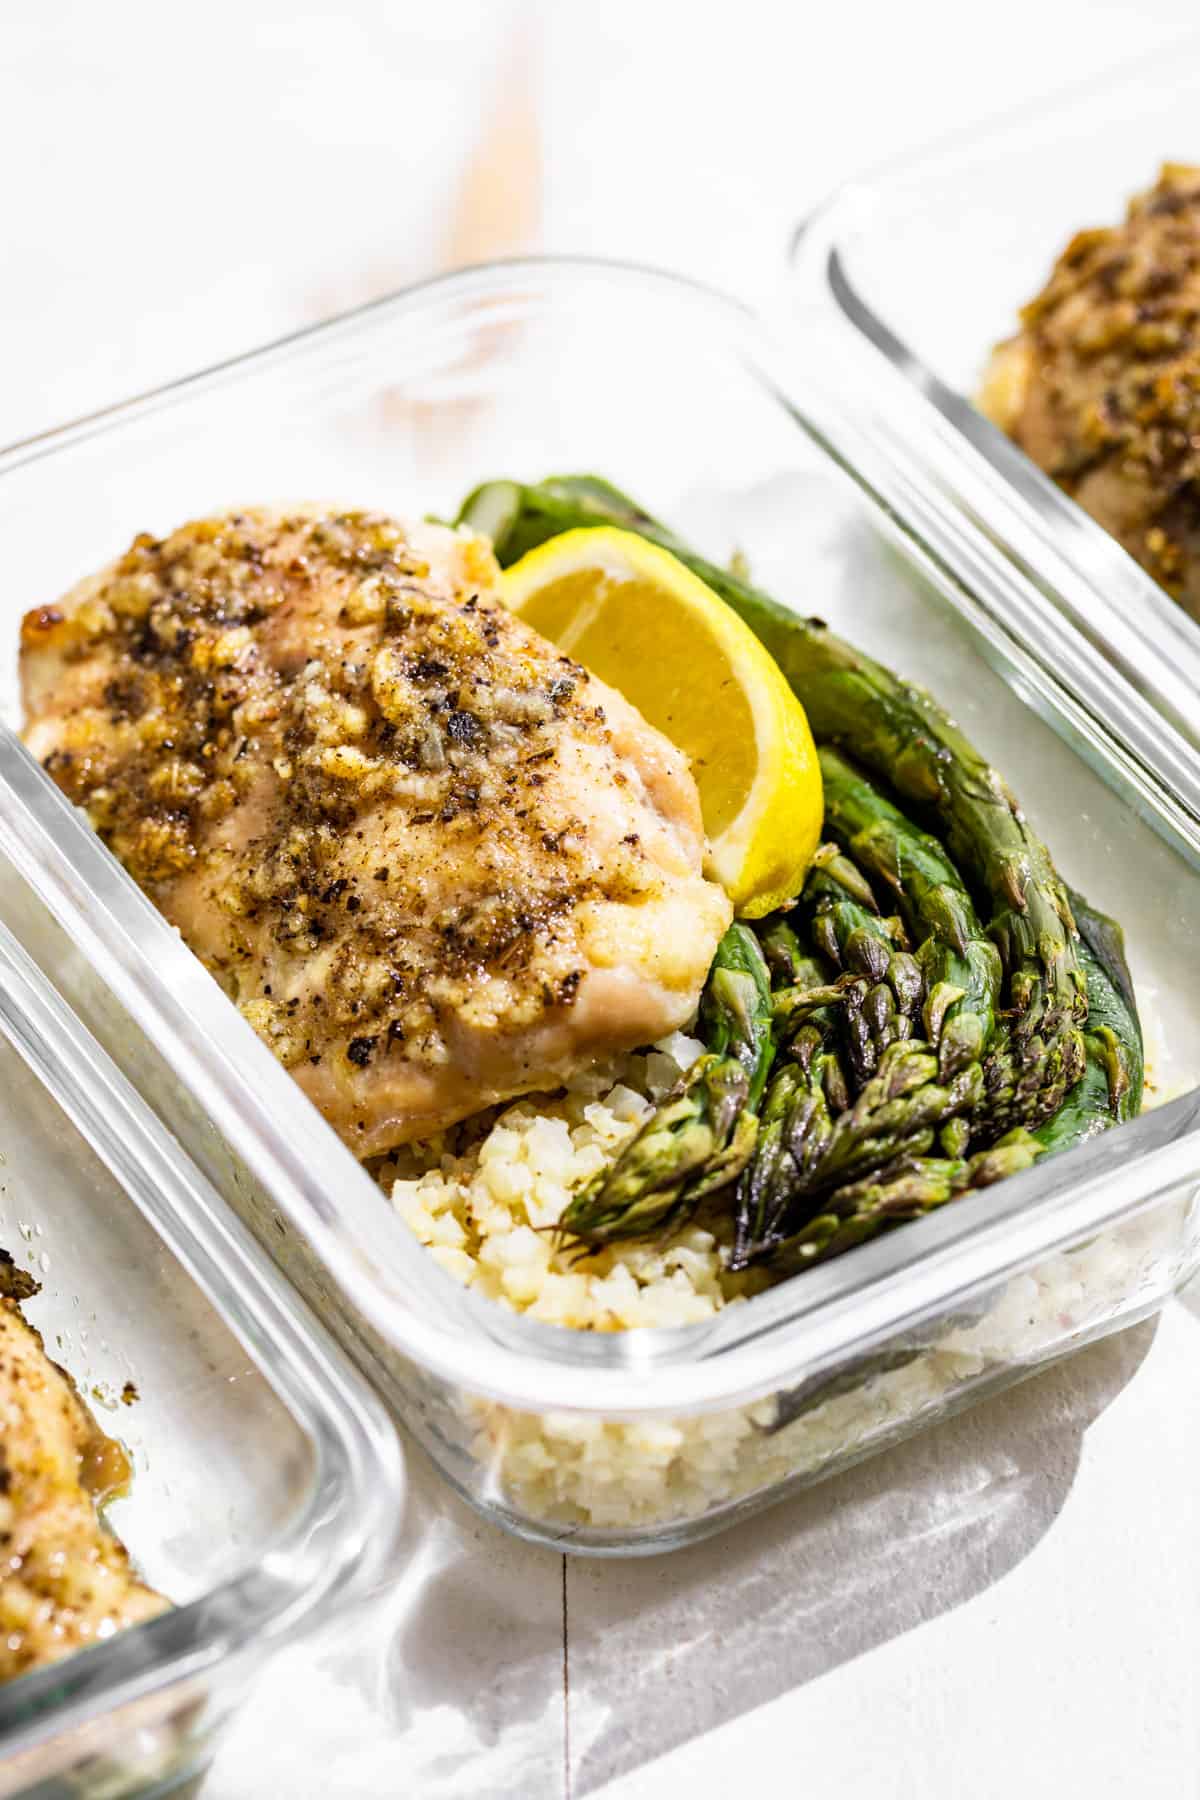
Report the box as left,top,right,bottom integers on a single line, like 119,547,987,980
21,508,731,1155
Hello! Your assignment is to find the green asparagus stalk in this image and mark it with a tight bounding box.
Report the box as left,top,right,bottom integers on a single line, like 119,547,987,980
779,1012,851,1178
755,897,1140,1271
737,859,975,1267
733,1063,807,1264
734,935,846,1262
756,909,1138,1274
561,922,774,1244
1071,888,1140,1037
757,914,853,1118
458,474,1087,1106
765,1129,1043,1274
800,863,923,1085
807,840,881,914
977,1018,1087,1139
816,746,1001,1080
1031,892,1143,1154
748,898,1140,1271
800,1039,984,1197
730,1036,985,1270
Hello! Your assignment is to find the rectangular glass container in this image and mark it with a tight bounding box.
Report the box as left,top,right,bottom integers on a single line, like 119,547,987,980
790,40,1200,749
1,257,1198,1559
0,891,403,1792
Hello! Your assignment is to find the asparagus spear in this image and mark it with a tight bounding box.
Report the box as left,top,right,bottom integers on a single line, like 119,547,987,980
459,474,1087,1103
561,923,774,1244
767,926,1139,1393
729,1036,984,1270
770,978,854,1027
745,894,1140,1271
733,1063,807,1264
799,1039,984,1197
1070,889,1142,1064
757,913,852,1120
816,746,1001,1079
755,910,1139,1279
977,1018,1087,1138
800,863,923,1085
743,864,969,1268
765,1129,1043,1274
1031,892,1143,1154
742,857,916,1098
734,934,847,1262
805,842,880,915
749,893,1139,1270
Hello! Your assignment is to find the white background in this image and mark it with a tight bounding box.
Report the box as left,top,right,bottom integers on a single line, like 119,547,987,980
5,4,1200,1796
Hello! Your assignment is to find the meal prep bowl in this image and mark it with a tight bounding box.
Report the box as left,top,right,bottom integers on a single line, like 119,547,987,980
1,257,1198,1557
0,891,402,1793
791,38,1200,740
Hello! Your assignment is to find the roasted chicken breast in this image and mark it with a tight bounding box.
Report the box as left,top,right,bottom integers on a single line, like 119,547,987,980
21,508,731,1155
981,163,1200,615
0,1258,164,1682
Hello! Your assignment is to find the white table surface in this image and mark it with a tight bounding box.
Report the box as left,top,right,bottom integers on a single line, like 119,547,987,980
5,5,1199,1795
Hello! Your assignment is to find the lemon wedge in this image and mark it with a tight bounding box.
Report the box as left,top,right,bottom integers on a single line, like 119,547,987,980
501,527,822,917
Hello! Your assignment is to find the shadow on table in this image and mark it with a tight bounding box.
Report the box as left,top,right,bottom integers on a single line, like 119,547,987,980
563,1319,1156,1796
196,1319,1157,1800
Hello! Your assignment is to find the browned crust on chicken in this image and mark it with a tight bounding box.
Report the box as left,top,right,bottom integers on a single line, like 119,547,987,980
982,163,1200,614
21,508,730,1154
0,1284,164,1683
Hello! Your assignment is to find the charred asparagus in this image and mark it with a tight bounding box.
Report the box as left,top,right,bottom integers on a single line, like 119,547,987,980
766,1129,1043,1274
816,746,1000,1080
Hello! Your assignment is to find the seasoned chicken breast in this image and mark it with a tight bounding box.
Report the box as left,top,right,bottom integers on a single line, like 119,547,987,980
0,1258,165,1682
22,508,731,1154
981,163,1200,615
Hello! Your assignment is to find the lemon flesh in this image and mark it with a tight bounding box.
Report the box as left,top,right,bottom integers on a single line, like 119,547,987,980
501,528,822,917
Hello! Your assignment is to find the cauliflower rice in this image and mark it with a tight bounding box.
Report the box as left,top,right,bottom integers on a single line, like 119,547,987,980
385,1030,769,1333
382,1030,1193,1535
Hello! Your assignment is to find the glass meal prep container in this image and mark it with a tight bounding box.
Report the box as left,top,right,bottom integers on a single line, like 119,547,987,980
0,891,403,1793
792,41,1200,751
1,256,1199,1561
